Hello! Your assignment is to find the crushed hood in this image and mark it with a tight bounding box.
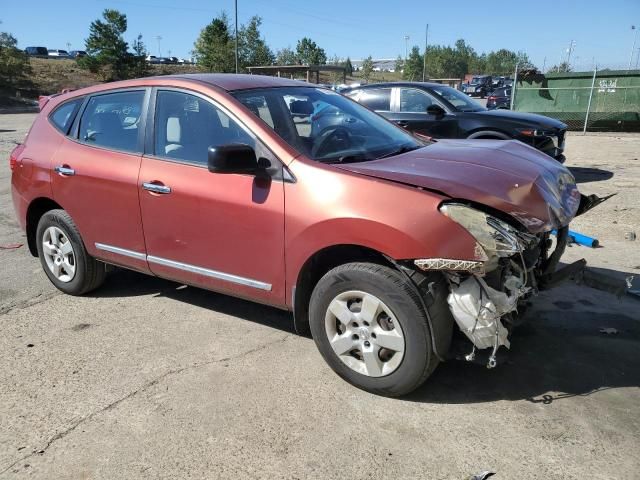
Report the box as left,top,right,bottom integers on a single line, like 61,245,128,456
337,139,581,233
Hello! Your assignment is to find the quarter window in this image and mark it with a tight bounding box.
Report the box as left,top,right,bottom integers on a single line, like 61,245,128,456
357,88,391,111
50,99,82,134
154,90,254,166
79,91,145,153
399,88,436,113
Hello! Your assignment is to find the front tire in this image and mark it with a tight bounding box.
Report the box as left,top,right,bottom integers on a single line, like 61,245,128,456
309,262,439,397
36,209,106,295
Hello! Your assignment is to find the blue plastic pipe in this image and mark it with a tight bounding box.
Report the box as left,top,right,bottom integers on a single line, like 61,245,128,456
551,229,599,248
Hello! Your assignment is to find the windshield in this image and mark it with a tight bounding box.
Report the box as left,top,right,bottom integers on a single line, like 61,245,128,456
430,86,486,112
471,76,486,84
232,87,424,163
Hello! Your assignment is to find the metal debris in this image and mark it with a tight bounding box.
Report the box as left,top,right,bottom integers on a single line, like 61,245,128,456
599,328,619,335
468,472,496,480
414,258,485,274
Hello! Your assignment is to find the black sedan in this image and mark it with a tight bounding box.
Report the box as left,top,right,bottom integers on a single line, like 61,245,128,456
487,86,512,110
342,82,567,162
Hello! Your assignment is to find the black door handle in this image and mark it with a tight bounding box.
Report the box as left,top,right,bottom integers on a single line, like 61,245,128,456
395,120,409,127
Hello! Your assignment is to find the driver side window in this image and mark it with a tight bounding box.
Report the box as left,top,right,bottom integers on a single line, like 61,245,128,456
154,90,254,166
399,88,436,113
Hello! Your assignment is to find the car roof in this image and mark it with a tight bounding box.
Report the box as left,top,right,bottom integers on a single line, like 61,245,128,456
157,73,309,91
341,81,450,91
47,74,319,109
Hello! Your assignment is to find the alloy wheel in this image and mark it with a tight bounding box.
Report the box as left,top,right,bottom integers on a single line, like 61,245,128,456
42,226,76,282
324,290,405,377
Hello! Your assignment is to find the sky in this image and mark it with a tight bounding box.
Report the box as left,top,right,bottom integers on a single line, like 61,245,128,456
2,0,640,70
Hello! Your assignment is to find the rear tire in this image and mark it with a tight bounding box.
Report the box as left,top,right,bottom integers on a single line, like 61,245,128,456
36,209,106,295
309,262,439,397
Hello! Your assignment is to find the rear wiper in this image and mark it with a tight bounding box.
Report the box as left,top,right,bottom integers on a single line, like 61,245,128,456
376,145,419,160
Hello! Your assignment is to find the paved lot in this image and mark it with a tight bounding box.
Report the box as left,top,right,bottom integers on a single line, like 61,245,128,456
1,113,639,479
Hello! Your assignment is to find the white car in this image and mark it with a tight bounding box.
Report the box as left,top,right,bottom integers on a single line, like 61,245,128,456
47,49,70,58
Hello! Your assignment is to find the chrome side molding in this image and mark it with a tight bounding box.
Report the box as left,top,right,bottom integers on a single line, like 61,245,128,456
95,242,147,260
94,243,272,291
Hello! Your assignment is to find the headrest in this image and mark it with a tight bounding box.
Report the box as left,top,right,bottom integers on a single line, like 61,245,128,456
166,116,181,144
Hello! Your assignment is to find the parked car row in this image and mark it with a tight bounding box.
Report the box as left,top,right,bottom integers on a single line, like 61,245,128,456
24,47,87,59
146,55,194,65
11,73,593,396
23,47,193,64
461,75,513,98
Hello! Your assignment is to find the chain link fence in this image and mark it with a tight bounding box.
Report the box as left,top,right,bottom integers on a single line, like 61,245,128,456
512,69,640,132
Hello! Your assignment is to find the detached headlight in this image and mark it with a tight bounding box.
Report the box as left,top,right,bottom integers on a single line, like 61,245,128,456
439,203,522,258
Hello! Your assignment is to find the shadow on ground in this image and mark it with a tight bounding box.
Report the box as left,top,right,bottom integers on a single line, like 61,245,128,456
569,166,614,183
92,269,295,334
93,269,640,405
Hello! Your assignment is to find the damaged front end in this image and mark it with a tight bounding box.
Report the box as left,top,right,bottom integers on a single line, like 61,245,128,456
414,201,587,369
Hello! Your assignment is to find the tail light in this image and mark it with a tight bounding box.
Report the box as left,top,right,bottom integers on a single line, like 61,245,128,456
9,144,25,171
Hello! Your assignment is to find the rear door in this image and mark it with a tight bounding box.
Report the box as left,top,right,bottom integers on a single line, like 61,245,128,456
51,88,150,272
137,88,286,305
391,87,457,138
347,87,392,117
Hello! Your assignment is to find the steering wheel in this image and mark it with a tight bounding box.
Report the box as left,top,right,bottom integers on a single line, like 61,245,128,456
311,126,353,159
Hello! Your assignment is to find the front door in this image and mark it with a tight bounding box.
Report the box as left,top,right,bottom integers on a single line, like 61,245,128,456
51,88,150,273
138,89,286,305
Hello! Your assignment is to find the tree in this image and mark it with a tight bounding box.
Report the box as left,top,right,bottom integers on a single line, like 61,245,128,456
296,37,326,65
484,49,528,75
360,56,374,82
550,62,572,73
239,16,273,69
394,55,404,73
0,31,30,89
327,55,344,83
79,9,130,81
193,13,235,72
130,34,151,78
275,47,297,65
403,46,423,81
343,57,353,76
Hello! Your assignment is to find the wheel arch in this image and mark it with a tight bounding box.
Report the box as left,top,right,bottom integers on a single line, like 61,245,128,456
26,197,63,256
292,244,394,336
466,129,512,140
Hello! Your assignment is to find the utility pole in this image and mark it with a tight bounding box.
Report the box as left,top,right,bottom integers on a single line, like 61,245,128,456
155,35,162,57
629,25,638,70
404,35,410,61
565,40,576,67
422,24,429,82
235,0,239,73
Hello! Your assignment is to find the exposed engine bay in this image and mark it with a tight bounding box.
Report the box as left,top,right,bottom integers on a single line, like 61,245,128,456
412,193,613,369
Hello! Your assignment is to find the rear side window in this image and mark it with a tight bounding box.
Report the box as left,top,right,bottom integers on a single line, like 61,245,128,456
79,90,145,153
50,99,82,134
357,88,391,111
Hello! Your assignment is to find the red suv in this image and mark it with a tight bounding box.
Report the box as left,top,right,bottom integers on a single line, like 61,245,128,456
11,74,590,396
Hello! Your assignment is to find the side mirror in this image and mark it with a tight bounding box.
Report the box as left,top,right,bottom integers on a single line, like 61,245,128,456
207,144,258,175
426,105,445,117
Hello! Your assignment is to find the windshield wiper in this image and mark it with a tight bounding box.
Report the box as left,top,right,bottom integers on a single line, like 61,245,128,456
376,144,420,160
321,154,370,164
